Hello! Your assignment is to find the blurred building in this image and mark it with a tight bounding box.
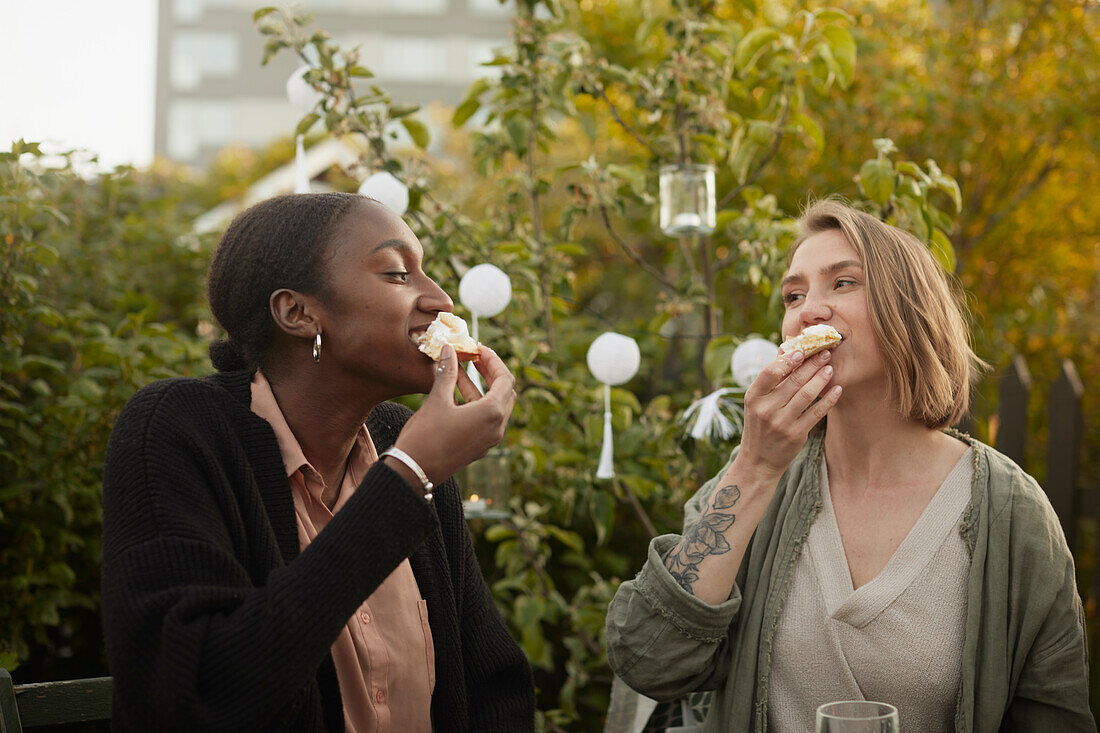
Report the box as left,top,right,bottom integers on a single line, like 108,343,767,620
154,0,510,166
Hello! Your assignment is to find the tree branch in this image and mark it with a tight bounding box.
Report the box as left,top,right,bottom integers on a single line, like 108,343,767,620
597,203,679,292
717,99,790,209
617,477,659,540
526,44,556,354
969,156,1058,251
594,87,660,158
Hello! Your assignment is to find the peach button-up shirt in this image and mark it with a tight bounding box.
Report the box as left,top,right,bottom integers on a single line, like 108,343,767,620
250,371,434,733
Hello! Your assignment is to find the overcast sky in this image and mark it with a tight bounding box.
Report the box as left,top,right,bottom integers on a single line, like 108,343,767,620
0,0,158,168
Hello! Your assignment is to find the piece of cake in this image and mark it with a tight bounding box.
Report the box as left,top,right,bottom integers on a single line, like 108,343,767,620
779,324,842,358
416,312,481,362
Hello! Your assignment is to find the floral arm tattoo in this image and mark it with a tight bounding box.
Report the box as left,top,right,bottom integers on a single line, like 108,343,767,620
664,484,741,595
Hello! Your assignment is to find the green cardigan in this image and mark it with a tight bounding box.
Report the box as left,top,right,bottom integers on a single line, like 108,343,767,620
606,430,1095,732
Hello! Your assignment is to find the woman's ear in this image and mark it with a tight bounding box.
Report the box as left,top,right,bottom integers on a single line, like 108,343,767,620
270,288,322,338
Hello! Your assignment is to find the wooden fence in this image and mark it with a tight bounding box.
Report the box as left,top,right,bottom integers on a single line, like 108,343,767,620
974,354,1096,601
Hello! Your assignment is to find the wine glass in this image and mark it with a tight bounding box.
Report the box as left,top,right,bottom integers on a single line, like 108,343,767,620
815,701,900,733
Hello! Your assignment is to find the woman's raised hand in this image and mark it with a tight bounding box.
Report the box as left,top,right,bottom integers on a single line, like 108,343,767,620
735,348,841,480
394,344,517,485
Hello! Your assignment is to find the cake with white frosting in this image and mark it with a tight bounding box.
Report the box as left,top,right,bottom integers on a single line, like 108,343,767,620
779,325,842,358
416,312,480,362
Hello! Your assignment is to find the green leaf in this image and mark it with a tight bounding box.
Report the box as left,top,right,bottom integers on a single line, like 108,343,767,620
546,526,584,552
401,117,431,149
931,175,963,213
858,158,896,206
295,113,320,136
897,196,930,241
484,525,516,543
514,594,545,629
730,133,760,185
790,111,824,150
70,377,105,402
452,97,481,127
735,27,781,75
46,562,75,587
550,242,587,257
821,25,856,87
815,43,842,87
747,120,774,145
591,490,613,545
494,539,519,569
18,355,65,374
347,65,374,78
610,387,642,415
816,8,854,24
704,337,736,382
353,94,385,107
388,102,420,119
261,38,287,66
896,160,930,184
521,623,552,670
715,209,741,230
930,228,957,272
505,118,529,152
253,7,277,21
463,78,491,100
493,240,530,255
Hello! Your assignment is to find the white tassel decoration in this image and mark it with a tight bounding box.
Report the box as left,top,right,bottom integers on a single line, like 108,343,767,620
681,387,745,442
597,383,615,479
294,135,310,194
466,314,483,393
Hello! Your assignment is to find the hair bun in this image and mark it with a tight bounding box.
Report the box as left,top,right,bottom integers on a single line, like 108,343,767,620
209,338,249,372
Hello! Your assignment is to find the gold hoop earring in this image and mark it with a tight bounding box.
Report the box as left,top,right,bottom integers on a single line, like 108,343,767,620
313,332,322,363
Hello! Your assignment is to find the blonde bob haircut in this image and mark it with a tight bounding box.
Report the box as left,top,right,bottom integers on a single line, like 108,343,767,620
792,198,988,429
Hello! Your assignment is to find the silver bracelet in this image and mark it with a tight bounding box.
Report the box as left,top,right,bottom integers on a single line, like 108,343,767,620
380,446,434,501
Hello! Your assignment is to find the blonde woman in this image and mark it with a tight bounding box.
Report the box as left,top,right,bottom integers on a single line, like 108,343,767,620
606,199,1093,732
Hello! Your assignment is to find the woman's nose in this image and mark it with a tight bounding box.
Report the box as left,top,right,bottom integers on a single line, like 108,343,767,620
421,277,454,313
800,293,832,325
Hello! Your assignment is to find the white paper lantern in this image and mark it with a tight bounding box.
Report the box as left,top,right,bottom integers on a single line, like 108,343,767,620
586,332,641,386
458,264,512,391
286,65,323,113
731,338,779,388
459,264,512,319
358,171,409,215
587,332,641,479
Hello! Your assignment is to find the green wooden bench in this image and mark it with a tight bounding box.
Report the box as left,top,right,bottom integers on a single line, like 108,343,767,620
0,669,111,732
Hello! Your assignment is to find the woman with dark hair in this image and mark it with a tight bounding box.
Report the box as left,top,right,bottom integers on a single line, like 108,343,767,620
100,192,535,732
606,199,1093,732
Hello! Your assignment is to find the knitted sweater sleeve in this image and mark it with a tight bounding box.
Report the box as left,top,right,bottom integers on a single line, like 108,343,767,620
100,379,438,732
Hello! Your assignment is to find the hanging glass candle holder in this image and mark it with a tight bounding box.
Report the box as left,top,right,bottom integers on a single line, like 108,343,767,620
659,163,717,237
462,446,511,520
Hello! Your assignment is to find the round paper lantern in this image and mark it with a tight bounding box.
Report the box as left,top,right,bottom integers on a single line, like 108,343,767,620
459,264,512,318
358,171,409,215
587,332,640,386
587,331,641,479
731,337,779,388
286,65,323,113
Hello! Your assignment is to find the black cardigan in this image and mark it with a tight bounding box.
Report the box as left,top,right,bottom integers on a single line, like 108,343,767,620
100,369,535,732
